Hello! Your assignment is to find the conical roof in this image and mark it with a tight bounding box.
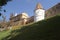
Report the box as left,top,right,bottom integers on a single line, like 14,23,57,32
36,3,43,10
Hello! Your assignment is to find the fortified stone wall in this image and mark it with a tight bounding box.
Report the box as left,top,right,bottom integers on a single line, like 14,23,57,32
45,3,60,18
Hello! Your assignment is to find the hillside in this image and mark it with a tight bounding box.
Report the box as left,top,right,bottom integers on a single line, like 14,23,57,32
0,30,11,40
2,15,60,40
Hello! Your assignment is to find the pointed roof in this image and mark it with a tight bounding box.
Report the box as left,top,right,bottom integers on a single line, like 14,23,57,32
36,3,43,10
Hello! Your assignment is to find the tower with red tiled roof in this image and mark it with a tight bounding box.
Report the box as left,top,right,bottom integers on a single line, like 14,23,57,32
36,3,43,10
34,3,45,22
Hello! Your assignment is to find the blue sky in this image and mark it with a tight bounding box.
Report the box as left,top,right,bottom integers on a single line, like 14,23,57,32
0,0,60,21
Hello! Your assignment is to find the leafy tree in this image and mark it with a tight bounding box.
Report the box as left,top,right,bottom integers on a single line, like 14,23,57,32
0,0,12,16
0,13,1,16
0,0,12,6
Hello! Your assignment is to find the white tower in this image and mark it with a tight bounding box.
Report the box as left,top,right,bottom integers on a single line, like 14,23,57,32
34,3,45,22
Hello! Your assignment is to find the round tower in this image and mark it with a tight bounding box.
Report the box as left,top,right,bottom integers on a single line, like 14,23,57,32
34,3,45,22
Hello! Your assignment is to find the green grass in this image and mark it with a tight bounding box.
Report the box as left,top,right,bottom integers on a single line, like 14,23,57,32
1,15,60,40
4,15,60,40
0,30,11,40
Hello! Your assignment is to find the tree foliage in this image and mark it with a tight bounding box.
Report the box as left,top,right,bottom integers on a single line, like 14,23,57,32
0,0,11,6
0,0,12,16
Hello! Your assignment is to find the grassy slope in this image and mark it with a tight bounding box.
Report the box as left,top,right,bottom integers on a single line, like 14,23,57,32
3,15,60,40
0,30,11,40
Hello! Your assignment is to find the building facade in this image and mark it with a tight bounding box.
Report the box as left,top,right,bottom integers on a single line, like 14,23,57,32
45,3,60,18
10,12,29,26
34,3,45,22
9,3,60,26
